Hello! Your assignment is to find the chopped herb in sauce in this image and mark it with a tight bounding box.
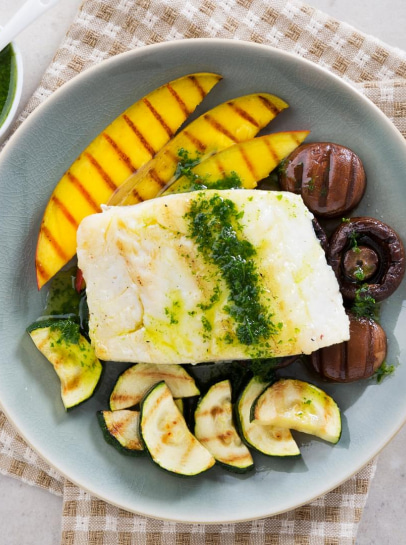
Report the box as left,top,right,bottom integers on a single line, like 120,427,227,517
50,319,80,345
185,193,278,346
374,361,395,383
351,284,379,319
175,149,242,192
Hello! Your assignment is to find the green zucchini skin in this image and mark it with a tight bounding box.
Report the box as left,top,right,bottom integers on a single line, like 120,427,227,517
28,318,103,410
254,378,342,444
97,410,145,457
194,380,254,473
235,376,300,457
109,363,200,411
140,381,215,477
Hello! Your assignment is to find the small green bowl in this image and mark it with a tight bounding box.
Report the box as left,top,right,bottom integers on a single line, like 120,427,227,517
0,41,23,140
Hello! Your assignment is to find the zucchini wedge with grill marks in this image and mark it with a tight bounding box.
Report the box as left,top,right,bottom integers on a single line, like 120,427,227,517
194,380,254,473
254,379,341,444
27,318,103,410
235,376,300,457
97,410,144,456
109,363,200,411
140,381,215,476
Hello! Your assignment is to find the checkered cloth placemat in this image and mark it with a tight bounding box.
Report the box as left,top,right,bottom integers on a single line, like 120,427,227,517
1,0,406,543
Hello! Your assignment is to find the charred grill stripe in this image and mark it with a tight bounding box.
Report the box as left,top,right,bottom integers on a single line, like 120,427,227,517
227,102,259,127
150,168,167,188
67,172,100,212
123,114,155,158
291,132,304,146
41,225,70,261
143,389,171,426
264,138,280,164
183,130,207,152
166,148,180,163
188,75,207,99
166,83,190,117
36,260,50,284
102,133,137,173
84,152,118,191
130,185,144,203
258,95,281,116
143,98,173,138
318,147,331,209
344,154,357,210
51,196,79,229
239,146,257,180
204,114,238,143
215,156,226,177
180,438,197,467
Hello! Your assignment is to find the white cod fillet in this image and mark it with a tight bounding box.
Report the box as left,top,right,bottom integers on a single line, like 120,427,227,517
77,190,349,364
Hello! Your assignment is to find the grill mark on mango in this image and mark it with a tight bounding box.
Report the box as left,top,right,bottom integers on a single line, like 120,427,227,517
123,114,156,158
227,101,260,127
166,83,190,117
203,113,238,142
84,152,118,191
183,130,207,152
258,95,282,115
51,196,79,229
150,168,167,188
40,225,70,261
102,133,137,173
188,75,207,99
66,172,100,212
239,146,257,180
263,138,280,164
143,98,174,138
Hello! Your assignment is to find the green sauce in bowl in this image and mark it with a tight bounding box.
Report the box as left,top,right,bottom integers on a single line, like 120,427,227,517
0,44,17,129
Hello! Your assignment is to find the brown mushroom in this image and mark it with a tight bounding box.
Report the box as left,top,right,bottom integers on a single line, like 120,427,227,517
327,217,405,302
310,312,387,382
279,142,366,218
312,218,328,253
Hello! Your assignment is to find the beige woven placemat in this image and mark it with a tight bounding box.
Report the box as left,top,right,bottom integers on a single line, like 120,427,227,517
1,0,406,543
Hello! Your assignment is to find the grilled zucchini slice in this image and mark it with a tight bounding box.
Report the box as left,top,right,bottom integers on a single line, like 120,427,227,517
28,318,102,410
109,363,199,410
236,376,300,457
97,410,144,456
140,381,215,476
194,380,254,472
254,379,341,443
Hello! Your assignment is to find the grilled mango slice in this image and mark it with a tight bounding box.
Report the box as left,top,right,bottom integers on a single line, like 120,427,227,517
36,72,222,289
164,131,310,194
108,93,289,206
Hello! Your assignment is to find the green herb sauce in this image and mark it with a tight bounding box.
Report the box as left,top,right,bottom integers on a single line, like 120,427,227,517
185,193,278,346
174,148,242,192
351,284,378,320
0,44,17,128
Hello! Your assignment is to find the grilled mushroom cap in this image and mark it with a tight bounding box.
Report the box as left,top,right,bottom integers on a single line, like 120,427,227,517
310,312,387,382
279,142,366,218
327,217,405,302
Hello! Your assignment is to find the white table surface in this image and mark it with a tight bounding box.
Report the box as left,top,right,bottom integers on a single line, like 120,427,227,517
0,1,405,544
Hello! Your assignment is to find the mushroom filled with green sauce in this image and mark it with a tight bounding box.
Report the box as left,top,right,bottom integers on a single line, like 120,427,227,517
327,217,405,302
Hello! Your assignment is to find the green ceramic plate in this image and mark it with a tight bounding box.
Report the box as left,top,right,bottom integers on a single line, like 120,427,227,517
0,39,405,523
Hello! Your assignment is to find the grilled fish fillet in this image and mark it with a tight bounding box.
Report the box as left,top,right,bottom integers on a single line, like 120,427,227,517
77,190,349,364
